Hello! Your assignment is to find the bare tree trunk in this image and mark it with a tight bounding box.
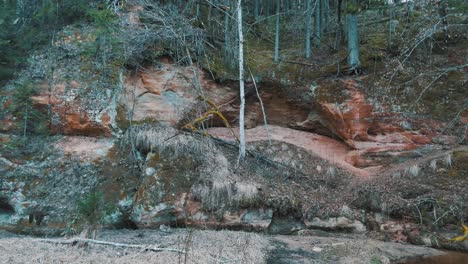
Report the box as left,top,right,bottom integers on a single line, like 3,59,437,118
323,0,330,32
437,0,448,41
314,0,321,45
266,0,271,19
346,5,361,73
388,3,394,50
407,0,414,18
224,0,231,64
196,0,200,19
306,0,312,58
337,0,342,24
334,0,343,49
237,0,246,160
254,0,259,20
274,0,280,63
23,108,28,139
208,4,212,27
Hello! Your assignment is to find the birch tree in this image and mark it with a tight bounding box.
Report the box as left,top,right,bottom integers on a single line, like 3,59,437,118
237,0,246,159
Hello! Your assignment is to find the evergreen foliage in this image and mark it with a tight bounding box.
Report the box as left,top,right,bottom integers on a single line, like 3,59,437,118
8,82,48,136
0,0,98,85
77,192,114,227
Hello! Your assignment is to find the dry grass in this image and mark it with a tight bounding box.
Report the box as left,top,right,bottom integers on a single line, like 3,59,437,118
326,166,337,177
444,153,452,167
233,182,260,207
191,181,260,210
405,164,421,177
429,159,438,171
131,125,215,158
0,229,268,264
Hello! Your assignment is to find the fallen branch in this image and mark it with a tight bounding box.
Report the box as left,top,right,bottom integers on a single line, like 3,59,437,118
37,238,185,254
182,96,239,143
248,66,271,145
280,59,315,67
208,254,240,263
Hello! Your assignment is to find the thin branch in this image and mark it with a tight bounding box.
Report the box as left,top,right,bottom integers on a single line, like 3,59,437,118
433,205,457,225
248,66,271,145
409,64,468,111
390,22,467,82
280,59,315,67
414,204,423,225
37,238,185,253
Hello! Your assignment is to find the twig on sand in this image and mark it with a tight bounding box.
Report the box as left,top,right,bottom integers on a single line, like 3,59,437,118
37,238,185,254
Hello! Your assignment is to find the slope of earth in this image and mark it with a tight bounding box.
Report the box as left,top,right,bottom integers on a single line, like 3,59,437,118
0,2,467,262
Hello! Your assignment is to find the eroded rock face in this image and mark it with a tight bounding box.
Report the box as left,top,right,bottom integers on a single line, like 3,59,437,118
314,79,436,150
122,60,237,126
54,136,115,161
31,81,114,137
120,63,315,132
308,79,464,169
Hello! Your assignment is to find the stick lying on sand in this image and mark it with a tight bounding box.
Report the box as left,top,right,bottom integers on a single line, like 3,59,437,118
37,238,185,253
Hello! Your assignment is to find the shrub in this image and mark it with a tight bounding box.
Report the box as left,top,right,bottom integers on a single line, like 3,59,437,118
77,192,114,227
86,8,117,28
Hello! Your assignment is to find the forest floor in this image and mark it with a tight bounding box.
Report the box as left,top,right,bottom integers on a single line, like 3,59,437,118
2,229,465,264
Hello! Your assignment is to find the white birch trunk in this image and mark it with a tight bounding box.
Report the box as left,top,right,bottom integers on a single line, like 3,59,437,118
237,0,246,159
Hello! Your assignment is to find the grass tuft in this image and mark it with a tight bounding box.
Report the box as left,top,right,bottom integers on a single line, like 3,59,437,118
444,153,452,167
429,159,438,171
405,164,420,177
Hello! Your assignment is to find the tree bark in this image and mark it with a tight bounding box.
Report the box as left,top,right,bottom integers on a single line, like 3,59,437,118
266,0,270,19
346,8,361,72
407,0,414,18
314,0,321,45
388,3,394,50
323,0,330,32
274,0,280,63
306,0,312,58
224,0,231,64
254,0,259,20
237,0,246,159
437,0,448,41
